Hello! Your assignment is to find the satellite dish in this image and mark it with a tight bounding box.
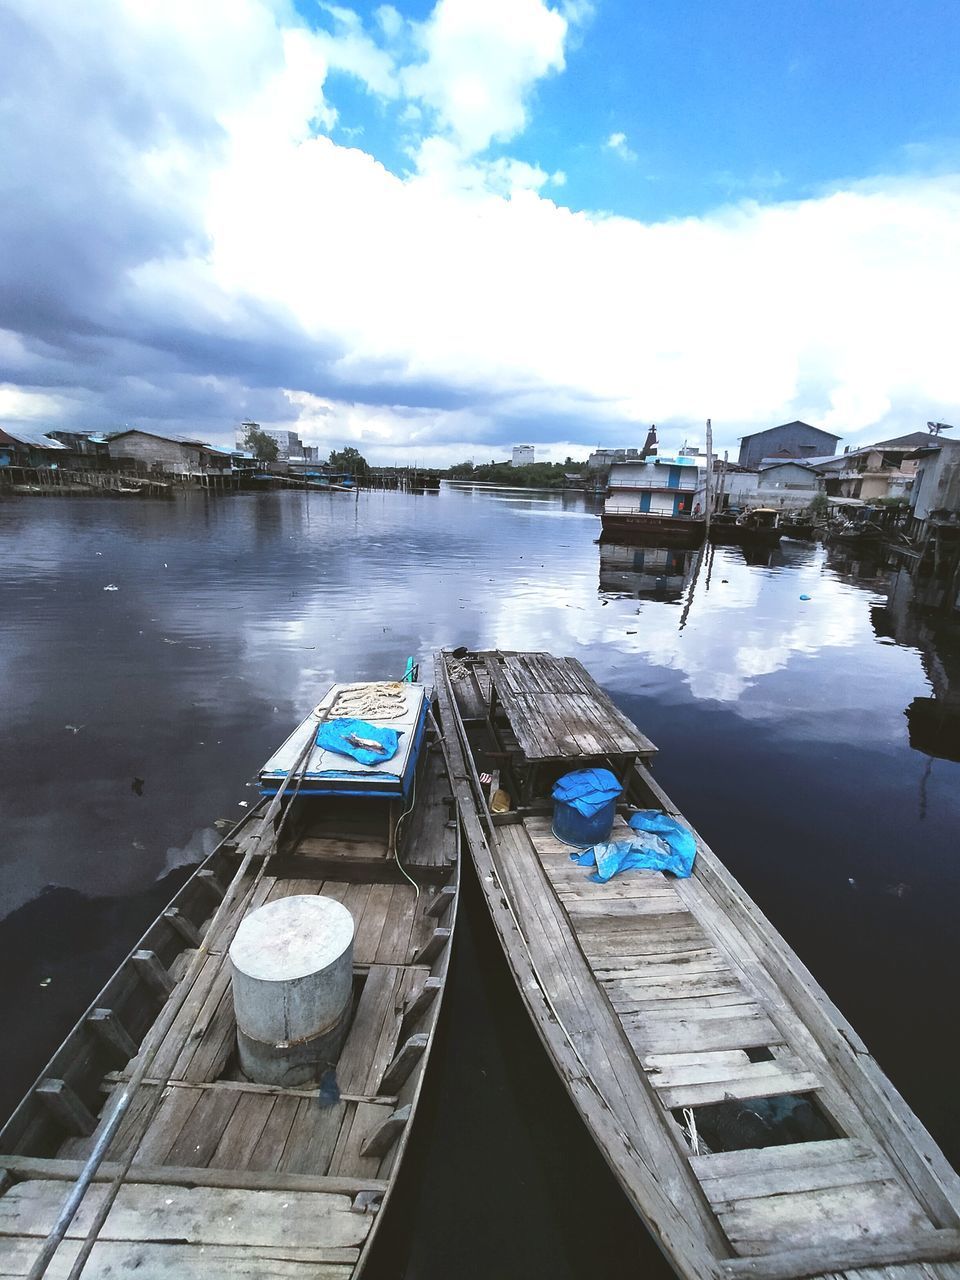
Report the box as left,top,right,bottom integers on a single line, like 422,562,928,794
926,421,955,436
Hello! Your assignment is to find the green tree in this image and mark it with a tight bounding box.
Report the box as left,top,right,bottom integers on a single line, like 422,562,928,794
242,424,279,463
328,445,368,474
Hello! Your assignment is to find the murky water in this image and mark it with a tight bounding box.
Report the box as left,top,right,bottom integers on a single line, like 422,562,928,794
1,485,958,1277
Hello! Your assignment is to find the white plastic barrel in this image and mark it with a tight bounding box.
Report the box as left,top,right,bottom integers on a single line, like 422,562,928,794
229,894,354,1087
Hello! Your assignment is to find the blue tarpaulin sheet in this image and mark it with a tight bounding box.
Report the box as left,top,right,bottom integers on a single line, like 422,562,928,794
316,717,401,766
571,809,697,881
551,768,622,817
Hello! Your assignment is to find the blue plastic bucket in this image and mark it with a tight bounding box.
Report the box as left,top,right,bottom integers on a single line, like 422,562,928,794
552,795,618,847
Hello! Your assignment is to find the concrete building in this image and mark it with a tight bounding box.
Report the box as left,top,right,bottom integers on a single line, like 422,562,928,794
237,423,306,460
910,439,960,524
812,434,928,501
755,461,822,508
738,421,841,470
512,445,535,467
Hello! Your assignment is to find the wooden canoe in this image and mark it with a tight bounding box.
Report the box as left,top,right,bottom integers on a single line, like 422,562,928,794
435,648,960,1280
0,676,458,1279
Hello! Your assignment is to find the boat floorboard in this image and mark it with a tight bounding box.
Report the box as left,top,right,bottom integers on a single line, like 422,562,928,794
0,1178,368,1277
519,812,948,1271
54,871,436,1185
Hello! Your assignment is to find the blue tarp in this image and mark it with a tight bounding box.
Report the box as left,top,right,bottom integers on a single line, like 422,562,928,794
316,717,401,766
571,809,697,882
551,768,622,817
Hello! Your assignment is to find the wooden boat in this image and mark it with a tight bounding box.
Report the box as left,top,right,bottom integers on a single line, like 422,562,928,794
436,648,960,1280
0,674,458,1278
710,508,783,550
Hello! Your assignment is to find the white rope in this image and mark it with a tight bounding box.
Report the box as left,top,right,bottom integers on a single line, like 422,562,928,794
330,681,408,721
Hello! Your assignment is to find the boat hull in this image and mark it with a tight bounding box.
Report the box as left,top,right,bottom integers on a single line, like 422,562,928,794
436,649,960,1280
0,682,458,1280
600,513,706,547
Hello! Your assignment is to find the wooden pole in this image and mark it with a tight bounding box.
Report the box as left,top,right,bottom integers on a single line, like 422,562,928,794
704,419,714,539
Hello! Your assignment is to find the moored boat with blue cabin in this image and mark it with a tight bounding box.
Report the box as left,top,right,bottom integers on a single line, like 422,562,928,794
601,451,706,547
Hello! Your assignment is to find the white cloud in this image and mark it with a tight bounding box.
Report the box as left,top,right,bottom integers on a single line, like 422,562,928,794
2,0,959,464
403,0,568,156
604,130,636,161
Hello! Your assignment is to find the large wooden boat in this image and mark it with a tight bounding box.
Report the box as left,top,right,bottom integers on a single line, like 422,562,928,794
436,648,960,1280
0,674,458,1278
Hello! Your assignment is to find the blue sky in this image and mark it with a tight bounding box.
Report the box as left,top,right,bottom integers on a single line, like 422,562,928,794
1,0,959,462
309,0,960,219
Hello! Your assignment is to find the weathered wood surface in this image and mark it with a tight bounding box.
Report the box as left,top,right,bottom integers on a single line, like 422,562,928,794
482,651,657,762
0,1179,372,1274
523,809,952,1265
437,648,960,1280
0,1237,357,1279
2,702,458,1280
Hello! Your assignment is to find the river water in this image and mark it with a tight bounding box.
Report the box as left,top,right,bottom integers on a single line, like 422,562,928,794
1,485,958,1277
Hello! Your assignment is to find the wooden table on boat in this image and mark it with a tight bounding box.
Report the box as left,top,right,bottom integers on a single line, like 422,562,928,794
482,652,657,800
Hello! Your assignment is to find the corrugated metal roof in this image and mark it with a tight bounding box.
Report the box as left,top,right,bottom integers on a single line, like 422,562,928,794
758,457,822,470
0,426,69,449
740,420,841,442
108,428,209,447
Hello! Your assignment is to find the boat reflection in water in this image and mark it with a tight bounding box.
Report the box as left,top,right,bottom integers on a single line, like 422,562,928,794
871,565,960,763
598,539,698,601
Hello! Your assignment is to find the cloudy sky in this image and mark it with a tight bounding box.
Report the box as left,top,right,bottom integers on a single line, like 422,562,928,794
2,0,959,464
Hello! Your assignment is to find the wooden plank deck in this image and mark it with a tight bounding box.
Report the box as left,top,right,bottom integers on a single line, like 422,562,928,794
522,811,946,1268
1,711,458,1280
436,648,960,1280
483,651,657,763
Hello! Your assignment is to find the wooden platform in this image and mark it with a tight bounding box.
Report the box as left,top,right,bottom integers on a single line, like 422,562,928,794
437,649,960,1280
1,714,458,1279
483,651,657,764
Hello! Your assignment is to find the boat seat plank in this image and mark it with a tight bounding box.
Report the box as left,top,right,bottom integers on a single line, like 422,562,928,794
716,1179,931,1257
0,1237,356,1279
649,1052,820,1110
625,1011,786,1057
604,975,751,1008
692,1140,904,1206
0,1179,373,1251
